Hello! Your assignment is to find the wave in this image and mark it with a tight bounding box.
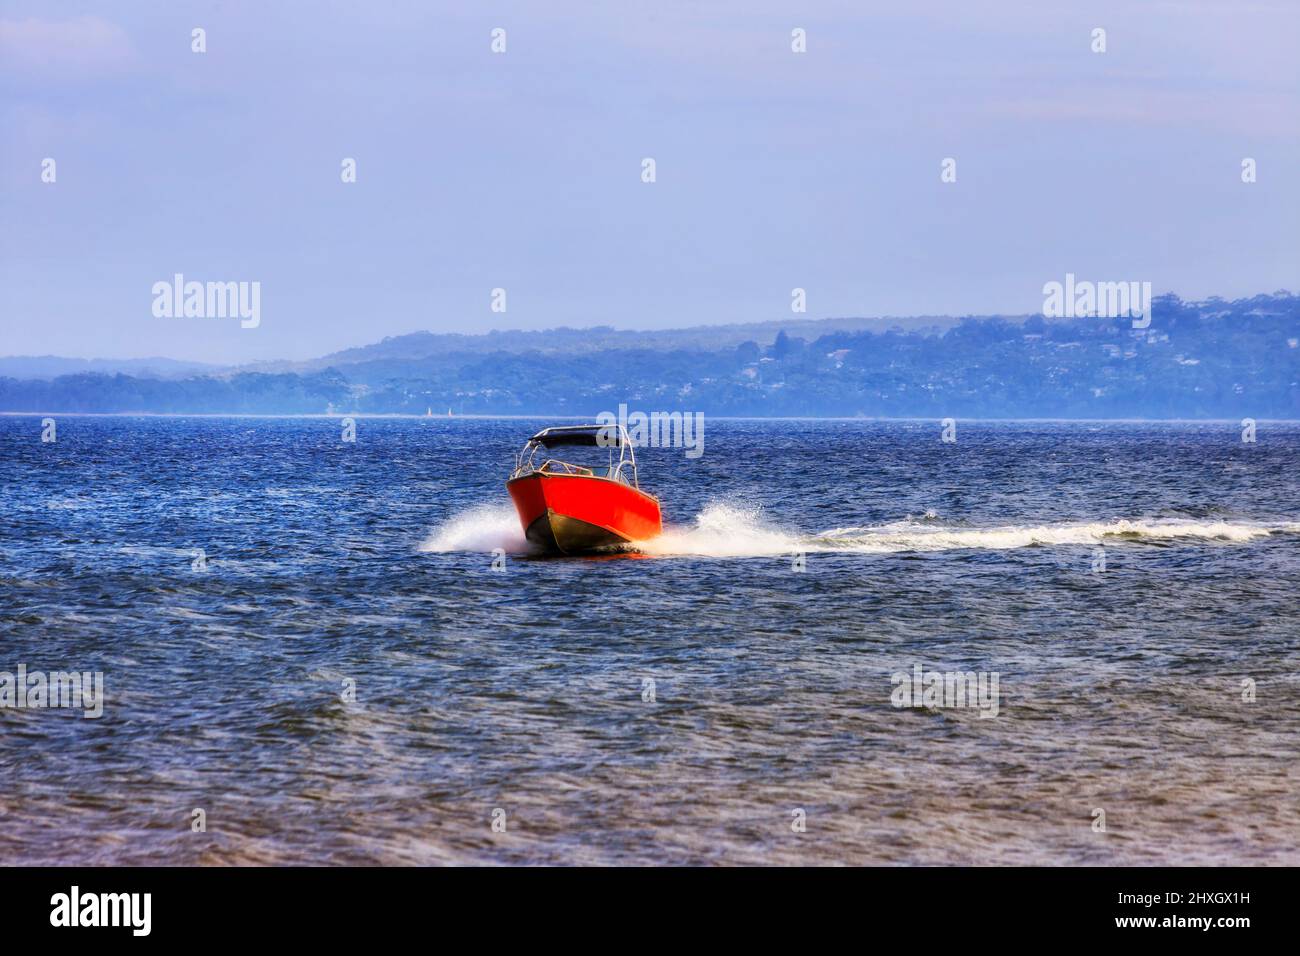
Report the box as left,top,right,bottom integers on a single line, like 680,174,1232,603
418,503,529,554
421,500,1299,558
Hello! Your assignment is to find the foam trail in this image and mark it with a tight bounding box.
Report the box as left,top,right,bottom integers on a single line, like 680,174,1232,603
419,503,530,554
635,502,801,557
421,500,1299,557
633,503,1300,558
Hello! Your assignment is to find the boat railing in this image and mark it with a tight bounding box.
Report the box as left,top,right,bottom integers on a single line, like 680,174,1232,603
537,459,598,478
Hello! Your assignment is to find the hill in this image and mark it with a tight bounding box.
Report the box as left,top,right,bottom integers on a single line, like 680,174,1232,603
1,294,1295,418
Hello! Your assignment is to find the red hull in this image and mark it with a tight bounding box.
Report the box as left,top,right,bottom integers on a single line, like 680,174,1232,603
507,473,662,554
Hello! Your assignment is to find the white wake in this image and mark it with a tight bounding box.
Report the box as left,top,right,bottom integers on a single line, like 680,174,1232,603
637,503,1298,557
421,500,1298,558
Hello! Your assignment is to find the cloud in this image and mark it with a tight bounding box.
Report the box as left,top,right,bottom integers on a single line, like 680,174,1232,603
0,16,135,80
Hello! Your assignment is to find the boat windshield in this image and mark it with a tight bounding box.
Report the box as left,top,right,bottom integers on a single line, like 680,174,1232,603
512,424,639,486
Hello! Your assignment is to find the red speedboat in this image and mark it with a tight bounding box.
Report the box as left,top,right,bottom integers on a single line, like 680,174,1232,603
507,424,662,554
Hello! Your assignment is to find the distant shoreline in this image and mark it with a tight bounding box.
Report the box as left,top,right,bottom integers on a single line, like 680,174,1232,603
4,294,1295,420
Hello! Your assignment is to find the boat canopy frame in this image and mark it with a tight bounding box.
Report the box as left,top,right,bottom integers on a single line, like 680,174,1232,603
511,424,641,488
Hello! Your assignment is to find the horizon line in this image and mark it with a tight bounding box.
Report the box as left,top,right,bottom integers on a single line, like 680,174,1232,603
4,412,1297,425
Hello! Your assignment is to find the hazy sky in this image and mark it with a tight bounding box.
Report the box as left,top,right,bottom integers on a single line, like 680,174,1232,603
2,0,1297,363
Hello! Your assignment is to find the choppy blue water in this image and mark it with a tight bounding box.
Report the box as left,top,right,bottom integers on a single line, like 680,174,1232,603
2,416,1298,864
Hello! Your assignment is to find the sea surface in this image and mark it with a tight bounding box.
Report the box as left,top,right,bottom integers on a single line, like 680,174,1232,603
1,416,1298,865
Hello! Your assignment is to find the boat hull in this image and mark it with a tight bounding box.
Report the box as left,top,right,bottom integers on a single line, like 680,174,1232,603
507,473,662,554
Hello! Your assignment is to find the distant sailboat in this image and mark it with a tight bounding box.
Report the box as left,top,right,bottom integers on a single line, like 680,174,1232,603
426,407,432,417
447,407,453,417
